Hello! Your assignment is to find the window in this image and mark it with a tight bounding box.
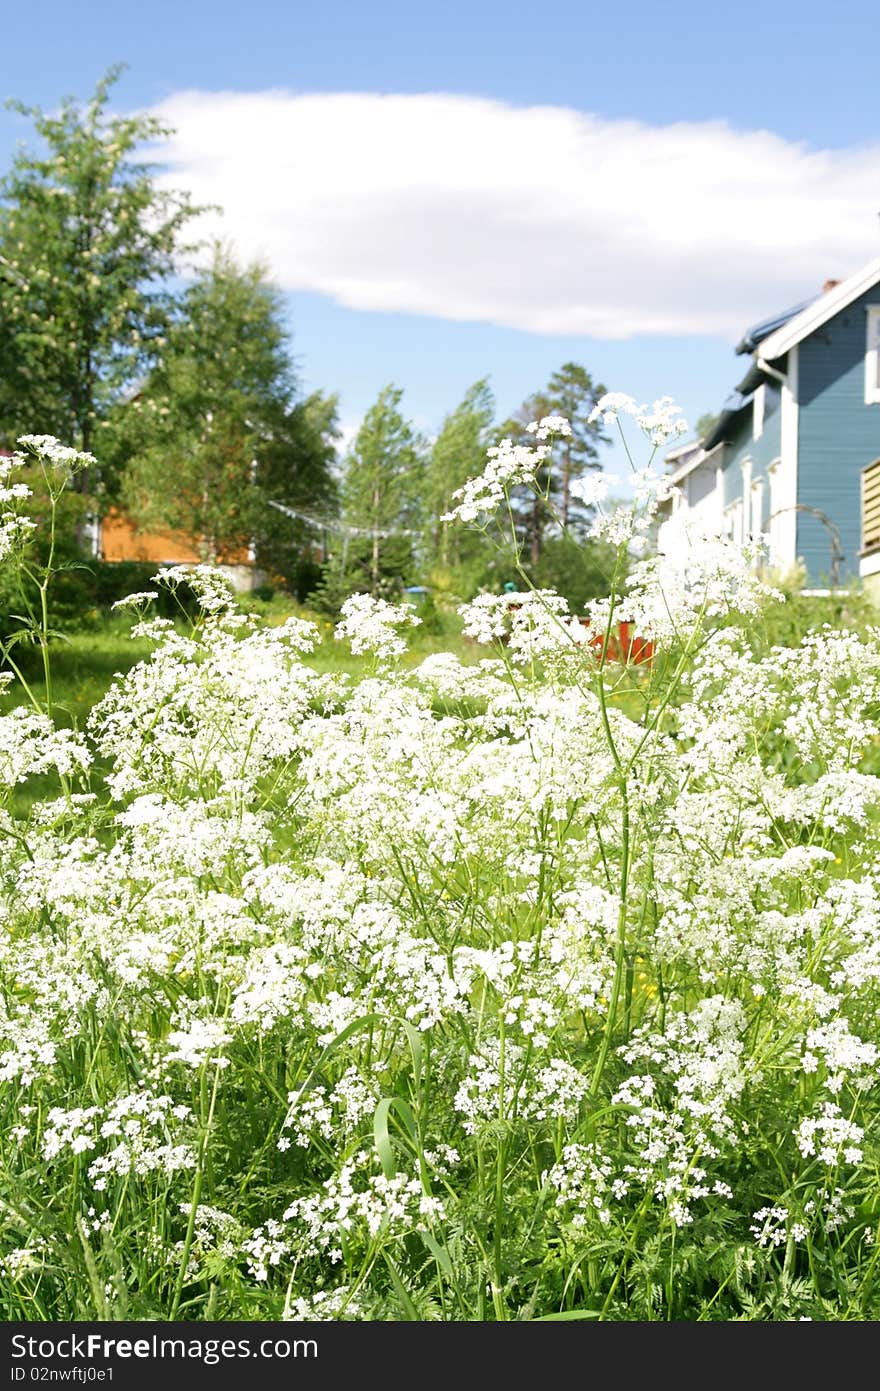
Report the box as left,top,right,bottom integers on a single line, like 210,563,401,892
866,306,880,404
862,458,880,553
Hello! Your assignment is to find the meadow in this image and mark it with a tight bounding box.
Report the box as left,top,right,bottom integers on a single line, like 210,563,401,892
2,415,880,1322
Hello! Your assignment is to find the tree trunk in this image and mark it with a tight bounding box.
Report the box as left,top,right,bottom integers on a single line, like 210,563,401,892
561,440,571,531
371,486,381,592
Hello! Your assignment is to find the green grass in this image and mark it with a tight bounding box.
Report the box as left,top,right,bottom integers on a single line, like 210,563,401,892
1,598,478,727
0,620,156,728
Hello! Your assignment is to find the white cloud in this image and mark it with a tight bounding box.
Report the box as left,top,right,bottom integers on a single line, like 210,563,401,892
152,89,880,339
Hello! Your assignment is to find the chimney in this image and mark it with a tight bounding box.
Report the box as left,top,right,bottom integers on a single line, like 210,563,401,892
822,278,841,293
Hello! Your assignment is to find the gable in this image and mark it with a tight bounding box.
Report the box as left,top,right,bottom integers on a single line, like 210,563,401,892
757,257,880,362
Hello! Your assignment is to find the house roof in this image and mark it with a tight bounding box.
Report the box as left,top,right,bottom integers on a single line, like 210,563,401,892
667,255,880,468
666,439,723,486
757,256,880,362
701,369,764,452
734,297,816,355
687,297,813,454
665,438,703,465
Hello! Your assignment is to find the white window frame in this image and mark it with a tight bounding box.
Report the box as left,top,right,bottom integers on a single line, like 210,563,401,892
766,458,781,512
750,478,765,541
714,464,725,527
724,498,743,545
740,456,753,520
753,384,766,440
766,460,780,567
866,306,880,404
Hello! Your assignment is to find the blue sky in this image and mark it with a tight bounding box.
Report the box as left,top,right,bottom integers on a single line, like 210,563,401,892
2,0,879,474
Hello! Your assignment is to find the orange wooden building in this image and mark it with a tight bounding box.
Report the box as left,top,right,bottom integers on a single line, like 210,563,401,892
97,509,262,590
99,509,204,565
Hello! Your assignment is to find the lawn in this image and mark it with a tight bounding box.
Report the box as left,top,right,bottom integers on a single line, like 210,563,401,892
0,598,476,724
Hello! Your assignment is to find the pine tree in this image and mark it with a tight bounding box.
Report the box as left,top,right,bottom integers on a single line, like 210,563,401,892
499,363,608,563
543,362,608,531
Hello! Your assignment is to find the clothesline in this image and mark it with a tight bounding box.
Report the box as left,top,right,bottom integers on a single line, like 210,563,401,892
267,498,421,540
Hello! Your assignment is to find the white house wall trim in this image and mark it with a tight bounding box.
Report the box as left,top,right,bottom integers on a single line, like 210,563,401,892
753,384,765,440
774,343,799,570
861,549,880,578
865,306,880,405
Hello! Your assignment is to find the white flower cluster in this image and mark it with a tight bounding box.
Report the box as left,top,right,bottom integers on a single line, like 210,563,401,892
281,1157,445,1259
334,592,421,659
0,1020,57,1086
0,1239,49,1281
41,1092,195,1191
15,435,96,475
89,607,326,798
525,414,573,440
794,1103,864,1167
0,437,93,560
442,437,548,524
241,1219,289,1283
153,564,238,615
587,392,689,446
802,1019,879,1093
750,1189,859,1250
170,1204,244,1283
0,454,36,561
569,471,619,509
609,998,749,1225
750,1205,802,1248
454,1039,590,1134
284,1285,368,1321
546,1143,617,1228
619,520,780,640
240,1156,446,1280
111,590,158,612
281,1067,378,1149
164,1017,233,1070
0,709,92,785
458,589,591,662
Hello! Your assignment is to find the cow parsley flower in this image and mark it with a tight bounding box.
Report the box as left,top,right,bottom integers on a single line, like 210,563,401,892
795,1103,864,1166
525,414,573,440
442,437,548,523
111,591,158,611
334,593,420,659
587,392,689,445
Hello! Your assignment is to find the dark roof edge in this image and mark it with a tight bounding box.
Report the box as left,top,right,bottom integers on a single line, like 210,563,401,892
734,297,816,355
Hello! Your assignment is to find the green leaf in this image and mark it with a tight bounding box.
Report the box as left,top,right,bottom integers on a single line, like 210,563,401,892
398,1018,424,1090
373,1095,419,1179
533,1309,603,1320
383,1253,421,1320
419,1229,454,1279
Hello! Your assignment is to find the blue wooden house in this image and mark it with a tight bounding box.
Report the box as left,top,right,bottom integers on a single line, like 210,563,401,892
662,257,880,592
